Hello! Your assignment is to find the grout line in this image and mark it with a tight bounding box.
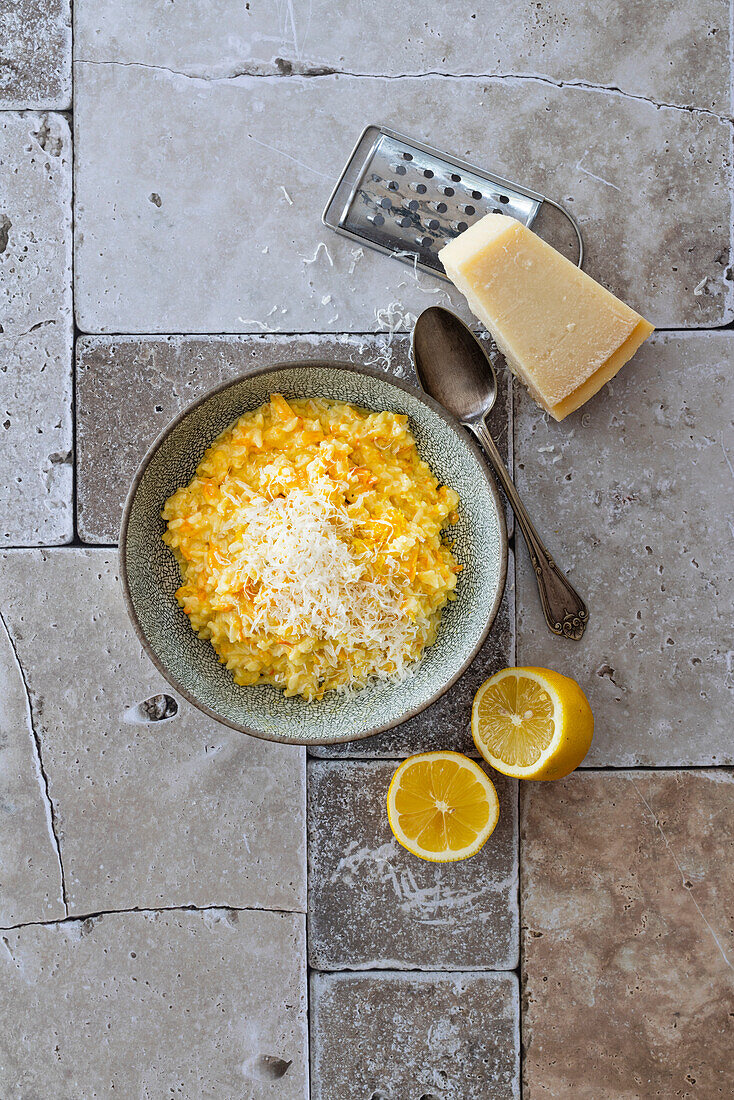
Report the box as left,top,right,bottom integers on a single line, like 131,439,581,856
1,542,118,551
305,757,733,770
512,367,522,1089
509,380,517,655
70,540,117,549
68,104,78,543
510,373,524,1098
72,330,423,339
0,900,305,934
304,754,314,1100
300,963,520,976
517,776,525,1098
71,338,80,542
572,763,733,772
70,96,84,543
71,324,734,339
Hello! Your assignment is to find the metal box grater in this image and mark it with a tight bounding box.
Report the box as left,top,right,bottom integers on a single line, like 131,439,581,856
323,124,583,277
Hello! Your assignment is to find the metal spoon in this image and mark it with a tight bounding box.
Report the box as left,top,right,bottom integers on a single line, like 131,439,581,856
412,306,588,641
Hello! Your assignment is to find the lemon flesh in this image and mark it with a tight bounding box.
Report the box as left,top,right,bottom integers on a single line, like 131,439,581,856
387,751,499,862
472,667,593,780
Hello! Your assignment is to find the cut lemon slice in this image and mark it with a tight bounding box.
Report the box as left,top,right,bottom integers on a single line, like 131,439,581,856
472,666,593,780
387,751,499,862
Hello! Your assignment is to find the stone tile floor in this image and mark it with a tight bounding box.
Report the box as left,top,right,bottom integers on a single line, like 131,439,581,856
308,763,518,972
73,66,730,332
1,909,308,1098
1,0,732,1096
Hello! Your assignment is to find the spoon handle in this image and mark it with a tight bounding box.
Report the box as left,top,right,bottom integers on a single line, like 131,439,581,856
468,419,589,641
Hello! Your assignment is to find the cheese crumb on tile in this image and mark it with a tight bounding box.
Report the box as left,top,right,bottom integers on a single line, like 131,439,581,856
440,214,654,421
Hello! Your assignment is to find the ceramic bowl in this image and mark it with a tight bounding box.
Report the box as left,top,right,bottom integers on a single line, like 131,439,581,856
120,362,507,745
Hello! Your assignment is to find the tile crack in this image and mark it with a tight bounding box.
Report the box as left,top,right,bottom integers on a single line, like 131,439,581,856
343,69,731,123
2,319,57,343
74,58,280,83
0,608,68,916
72,59,732,123
0,901,304,933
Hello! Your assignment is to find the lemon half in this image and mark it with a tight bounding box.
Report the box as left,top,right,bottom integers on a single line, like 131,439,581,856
387,751,499,862
472,667,593,780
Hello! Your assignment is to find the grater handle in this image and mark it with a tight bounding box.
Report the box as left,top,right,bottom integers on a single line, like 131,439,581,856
468,418,589,640
540,198,584,268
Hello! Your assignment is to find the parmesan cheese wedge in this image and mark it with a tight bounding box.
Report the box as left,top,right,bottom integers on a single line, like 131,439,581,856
440,214,654,421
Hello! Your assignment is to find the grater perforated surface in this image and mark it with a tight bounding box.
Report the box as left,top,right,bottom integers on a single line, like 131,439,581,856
324,125,582,277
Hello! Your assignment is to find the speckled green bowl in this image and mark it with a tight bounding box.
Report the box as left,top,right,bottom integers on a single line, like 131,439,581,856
120,362,507,745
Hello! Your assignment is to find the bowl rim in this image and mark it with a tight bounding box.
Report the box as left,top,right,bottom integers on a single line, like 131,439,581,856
119,359,508,745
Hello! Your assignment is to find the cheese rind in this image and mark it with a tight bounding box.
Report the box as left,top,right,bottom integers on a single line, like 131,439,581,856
440,214,654,420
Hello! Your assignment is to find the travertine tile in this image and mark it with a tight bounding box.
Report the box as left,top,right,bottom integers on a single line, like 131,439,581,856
0,611,65,926
310,970,520,1100
0,0,71,109
515,332,733,766
73,64,731,333
0,909,308,1099
308,761,518,970
521,770,734,1099
75,0,731,115
0,113,73,545
0,550,306,916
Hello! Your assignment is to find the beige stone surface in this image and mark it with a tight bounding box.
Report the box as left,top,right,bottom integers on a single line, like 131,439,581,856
514,332,733,766
521,770,734,1099
73,64,731,333
0,550,306,916
311,970,519,1100
308,761,518,970
0,0,71,109
75,0,731,114
0,113,73,545
0,610,65,926
0,908,308,1098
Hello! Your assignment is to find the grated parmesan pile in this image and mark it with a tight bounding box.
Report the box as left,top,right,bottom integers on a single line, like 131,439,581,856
213,479,425,689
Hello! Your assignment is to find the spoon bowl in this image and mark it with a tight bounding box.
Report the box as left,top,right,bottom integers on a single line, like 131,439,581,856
412,306,499,425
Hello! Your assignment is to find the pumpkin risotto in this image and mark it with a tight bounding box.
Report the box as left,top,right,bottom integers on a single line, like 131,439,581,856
162,394,462,701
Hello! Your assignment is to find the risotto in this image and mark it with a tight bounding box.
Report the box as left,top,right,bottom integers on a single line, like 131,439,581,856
162,394,462,701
